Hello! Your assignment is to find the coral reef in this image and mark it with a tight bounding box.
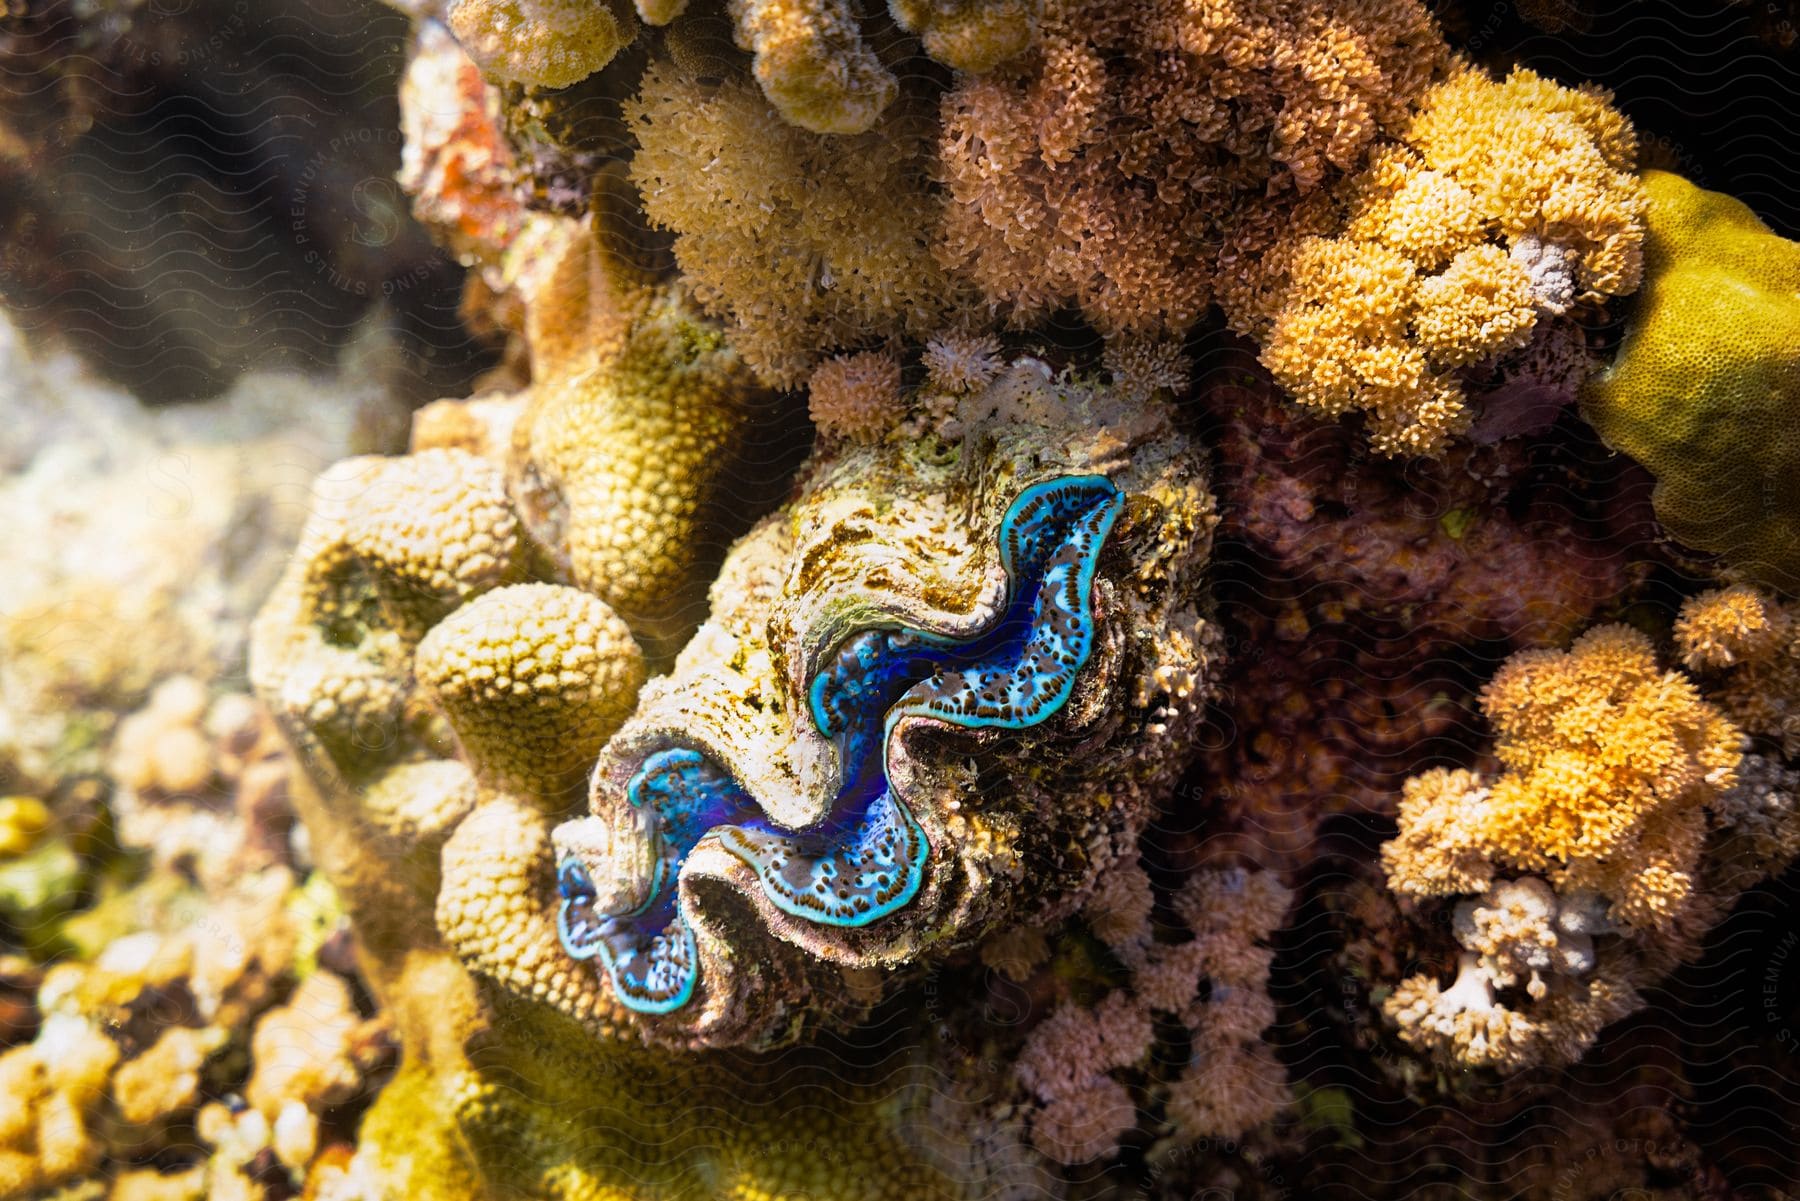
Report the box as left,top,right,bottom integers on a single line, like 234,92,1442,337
1581,170,1800,593
20,0,1800,1194
250,319,1216,1187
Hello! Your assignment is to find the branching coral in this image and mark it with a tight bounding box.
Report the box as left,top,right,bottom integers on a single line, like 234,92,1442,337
934,0,1446,343
1006,864,1293,1164
1233,67,1645,455
1378,621,1800,1072
1581,170,1800,593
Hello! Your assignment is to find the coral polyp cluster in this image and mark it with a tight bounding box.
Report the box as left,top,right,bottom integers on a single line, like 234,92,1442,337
1379,615,1799,1071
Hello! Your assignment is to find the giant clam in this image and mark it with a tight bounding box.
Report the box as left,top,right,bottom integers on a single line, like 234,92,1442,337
550,361,1219,1048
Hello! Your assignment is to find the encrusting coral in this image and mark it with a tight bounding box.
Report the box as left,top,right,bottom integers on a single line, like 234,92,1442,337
1581,170,1800,593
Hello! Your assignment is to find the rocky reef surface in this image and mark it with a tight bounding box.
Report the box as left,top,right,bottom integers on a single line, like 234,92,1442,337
3,0,1800,1198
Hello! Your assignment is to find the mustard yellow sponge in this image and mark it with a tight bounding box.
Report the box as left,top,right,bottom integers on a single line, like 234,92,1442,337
1581,170,1800,594
447,0,636,88
415,583,645,805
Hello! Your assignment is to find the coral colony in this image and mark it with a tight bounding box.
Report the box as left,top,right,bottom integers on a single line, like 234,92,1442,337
4,0,1800,1197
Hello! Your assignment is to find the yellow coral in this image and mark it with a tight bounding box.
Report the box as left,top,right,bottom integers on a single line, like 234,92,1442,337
0,795,50,860
1237,67,1645,457
1404,67,1645,295
416,583,645,805
503,216,775,635
1675,585,1800,756
627,61,956,386
728,0,898,133
1411,244,1539,367
1580,170,1800,594
0,1014,118,1197
447,0,636,88
1387,625,1741,929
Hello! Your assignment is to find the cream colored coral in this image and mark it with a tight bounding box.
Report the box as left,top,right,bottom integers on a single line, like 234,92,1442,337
416,583,645,804
728,0,898,133
1383,949,1639,1072
1406,68,1644,295
1675,585,1800,756
807,349,907,444
0,1013,120,1196
111,1025,225,1129
111,676,214,795
246,971,379,1138
887,0,1041,72
627,61,956,386
1380,767,1497,896
447,0,635,88
921,330,1004,396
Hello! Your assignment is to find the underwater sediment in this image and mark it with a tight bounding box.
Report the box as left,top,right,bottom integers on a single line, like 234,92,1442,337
3,0,1800,1197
